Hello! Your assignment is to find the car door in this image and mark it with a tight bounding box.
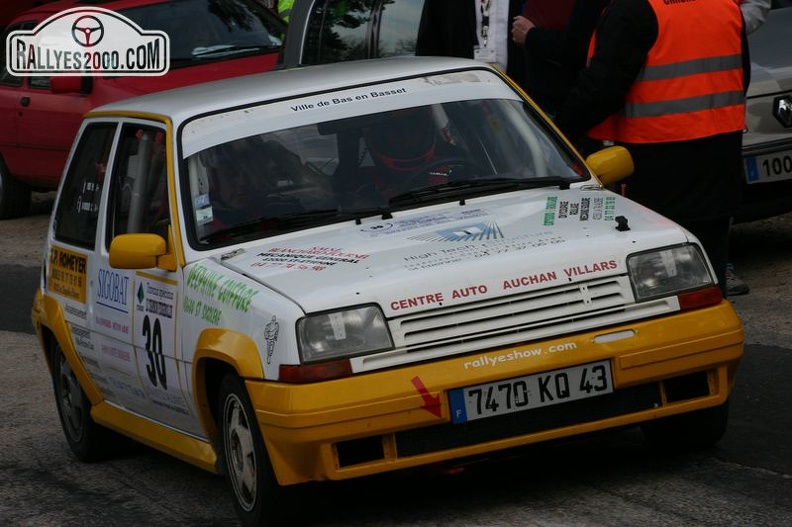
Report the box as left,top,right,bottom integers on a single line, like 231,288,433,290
98,121,200,434
15,75,92,187
47,121,119,412
0,61,23,167
0,18,90,186
0,20,34,175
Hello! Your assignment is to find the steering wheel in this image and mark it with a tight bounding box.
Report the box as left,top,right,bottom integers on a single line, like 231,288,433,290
251,189,303,217
398,156,480,193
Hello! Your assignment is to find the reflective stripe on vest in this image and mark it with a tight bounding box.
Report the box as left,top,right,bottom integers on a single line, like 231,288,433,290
587,0,745,144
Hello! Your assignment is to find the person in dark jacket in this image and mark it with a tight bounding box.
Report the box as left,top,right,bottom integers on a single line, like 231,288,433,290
415,0,528,91
554,0,749,297
511,0,609,116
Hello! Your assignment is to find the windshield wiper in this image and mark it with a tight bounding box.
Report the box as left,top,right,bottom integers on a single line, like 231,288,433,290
389,177,571,206
348,207,394,224
191,44,278,57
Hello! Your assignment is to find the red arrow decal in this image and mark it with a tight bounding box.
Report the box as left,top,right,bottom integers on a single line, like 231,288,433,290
411,376,442,418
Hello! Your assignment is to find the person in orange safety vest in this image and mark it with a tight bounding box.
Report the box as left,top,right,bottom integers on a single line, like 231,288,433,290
554,0,749,298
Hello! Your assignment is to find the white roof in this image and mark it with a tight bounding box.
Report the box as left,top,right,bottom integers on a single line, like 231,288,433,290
89,56,502,124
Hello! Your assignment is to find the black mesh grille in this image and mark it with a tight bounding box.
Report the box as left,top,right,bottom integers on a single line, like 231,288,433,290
395,383,662,457
337,436,385,467
663,371,710,402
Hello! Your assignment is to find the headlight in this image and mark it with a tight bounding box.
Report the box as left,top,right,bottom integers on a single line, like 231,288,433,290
297,305,393,363
628,244,713,301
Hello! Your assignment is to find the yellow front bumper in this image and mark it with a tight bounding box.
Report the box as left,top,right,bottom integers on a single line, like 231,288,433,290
250,301,743,485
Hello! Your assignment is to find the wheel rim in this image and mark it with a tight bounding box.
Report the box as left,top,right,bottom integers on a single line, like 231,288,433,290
58,356,85,442
224,393,257,512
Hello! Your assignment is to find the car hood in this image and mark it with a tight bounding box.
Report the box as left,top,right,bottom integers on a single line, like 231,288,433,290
217,188,689,316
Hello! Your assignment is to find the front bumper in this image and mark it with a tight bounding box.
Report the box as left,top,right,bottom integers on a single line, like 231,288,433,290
249,301,743,485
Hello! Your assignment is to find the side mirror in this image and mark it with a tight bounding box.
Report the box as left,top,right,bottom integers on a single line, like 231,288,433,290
50,76,87,94
585,146,634,187
109,233,167,269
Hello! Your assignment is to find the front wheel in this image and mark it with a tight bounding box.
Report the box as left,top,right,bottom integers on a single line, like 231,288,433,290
217,373,294,527
51,343,117,461
640,400,730,450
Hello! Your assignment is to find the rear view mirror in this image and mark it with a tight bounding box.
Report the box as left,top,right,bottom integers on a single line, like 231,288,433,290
109,233,167,269
585,146,634,187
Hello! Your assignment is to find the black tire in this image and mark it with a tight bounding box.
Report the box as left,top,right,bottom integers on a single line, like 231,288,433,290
640,400,730,450
0,158,31,219
51,343,118,462
217,373,295,527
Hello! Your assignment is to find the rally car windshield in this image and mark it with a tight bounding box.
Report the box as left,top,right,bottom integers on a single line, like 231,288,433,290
185,94,588,248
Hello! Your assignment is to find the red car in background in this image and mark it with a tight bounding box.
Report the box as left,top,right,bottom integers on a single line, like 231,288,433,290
1,1,47,31
0,0,286,219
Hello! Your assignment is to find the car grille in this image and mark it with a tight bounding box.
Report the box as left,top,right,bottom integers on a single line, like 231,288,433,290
356,275,676,372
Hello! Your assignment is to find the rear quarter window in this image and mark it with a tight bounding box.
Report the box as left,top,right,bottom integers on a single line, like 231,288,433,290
301,0,423,65
302,0,374,64
375,0,423,57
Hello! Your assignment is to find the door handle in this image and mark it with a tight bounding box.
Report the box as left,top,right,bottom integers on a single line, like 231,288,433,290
20,96,30,107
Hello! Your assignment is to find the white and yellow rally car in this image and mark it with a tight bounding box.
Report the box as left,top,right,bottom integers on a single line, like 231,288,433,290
32,56,743,526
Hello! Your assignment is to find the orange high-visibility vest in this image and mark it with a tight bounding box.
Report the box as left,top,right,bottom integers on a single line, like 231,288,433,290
587,0,745,144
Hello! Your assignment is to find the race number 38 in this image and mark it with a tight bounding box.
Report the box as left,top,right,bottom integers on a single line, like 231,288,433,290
142,315,167,389
134,276,177,392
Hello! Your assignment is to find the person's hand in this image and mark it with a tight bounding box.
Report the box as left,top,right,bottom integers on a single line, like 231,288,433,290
511,15,536,47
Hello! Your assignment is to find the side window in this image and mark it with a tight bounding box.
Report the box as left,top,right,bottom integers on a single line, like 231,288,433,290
28,76,51,89
0,67,20,86
52,123,117,248
0,52,22,87
375,0,422,57
302,0,374,65
122,0,285,65
107,125,169,245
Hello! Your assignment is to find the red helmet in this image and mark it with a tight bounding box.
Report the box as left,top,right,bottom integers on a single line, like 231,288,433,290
364,107,437,172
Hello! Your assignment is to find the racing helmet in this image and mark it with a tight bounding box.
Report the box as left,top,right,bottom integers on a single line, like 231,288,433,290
363,106,437,172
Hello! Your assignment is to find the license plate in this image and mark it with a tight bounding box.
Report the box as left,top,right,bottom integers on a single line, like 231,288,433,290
744,150,792,184
449,360,613,424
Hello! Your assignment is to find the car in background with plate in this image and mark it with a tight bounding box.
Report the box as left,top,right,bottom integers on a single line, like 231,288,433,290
32,55,743,526
0,0,285,219
741,1,792,222
281,0,792,223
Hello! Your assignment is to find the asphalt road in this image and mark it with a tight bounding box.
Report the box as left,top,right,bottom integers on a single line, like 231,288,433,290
1,204,791,526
